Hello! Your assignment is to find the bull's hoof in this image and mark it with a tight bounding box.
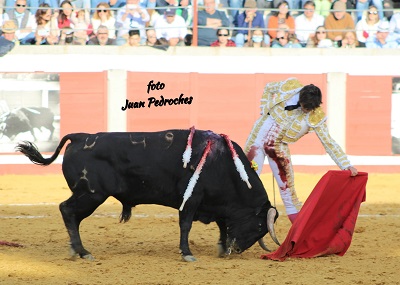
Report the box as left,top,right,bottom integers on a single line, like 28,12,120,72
182,255,197,262
217,243,225,257
81,254,95,261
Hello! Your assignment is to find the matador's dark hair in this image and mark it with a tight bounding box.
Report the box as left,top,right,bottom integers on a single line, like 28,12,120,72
299,84,322,111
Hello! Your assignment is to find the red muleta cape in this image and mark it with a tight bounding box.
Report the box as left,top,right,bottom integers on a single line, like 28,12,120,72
262,170,368,261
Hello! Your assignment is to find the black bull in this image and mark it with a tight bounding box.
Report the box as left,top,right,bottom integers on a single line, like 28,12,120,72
16,129,280,261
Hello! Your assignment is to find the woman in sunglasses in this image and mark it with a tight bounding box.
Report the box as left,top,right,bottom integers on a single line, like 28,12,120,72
355,5,381,47
271,29,302,48
210,28,236,47
306,25,332,47
91,2,116,39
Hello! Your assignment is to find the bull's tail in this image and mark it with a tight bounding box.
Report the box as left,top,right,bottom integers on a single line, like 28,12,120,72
15,134,74,166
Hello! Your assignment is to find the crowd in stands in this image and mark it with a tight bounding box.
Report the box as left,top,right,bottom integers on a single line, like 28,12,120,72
1,0,400,49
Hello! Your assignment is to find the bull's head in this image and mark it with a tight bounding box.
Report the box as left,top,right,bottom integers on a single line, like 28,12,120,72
225,204,280,255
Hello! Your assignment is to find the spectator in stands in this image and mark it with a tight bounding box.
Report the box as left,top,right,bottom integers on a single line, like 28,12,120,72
124,28,142,45
366,19,399,48
184,33,192,45
145,28,163,46
87,24,116,44
210,28,236,46
341,29,359,47
244,27,270,47
271,28,302,47
295,0,325,47
34,3,59,45
154,7,187,46
71,8,91,43
116,0,150,45
197,0,230,46
267,1,295,41
389,12,400,42
355,0,384,22
58,0,74,29
90,0,128,16
0,21,17,56
2,0,37,44
233,0,270,47
355,4,380,47
4,0,40,14
91,2,116,39
314,0,331,17
306,25,333,47
324,0,354,44
176,0,193,26
58,27,85,44
0,20,20,44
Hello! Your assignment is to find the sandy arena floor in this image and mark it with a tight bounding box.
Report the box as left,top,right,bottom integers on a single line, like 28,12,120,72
0,173,399,285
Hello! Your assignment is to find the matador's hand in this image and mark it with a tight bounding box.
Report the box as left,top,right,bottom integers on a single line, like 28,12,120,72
347,166,358,176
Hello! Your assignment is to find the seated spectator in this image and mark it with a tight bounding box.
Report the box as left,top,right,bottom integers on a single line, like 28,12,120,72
58,27,85,44
91,2,116,39
116,0,150,45
233,0,269,47
184,33,192,46
210,28,236,46
197,0,230,46
2,0,37,45
295,0,324,47
145,28,163,46
58,0,74,29
90,0,127,16
87,24,116,44
341,29,359,47
4,0,40,14
177,0,193,26
0,27,16,57
271,28,302,47
306,25,333,47
366,20,399,48
39,0,61,12
355,5,381,47
267,1,295,42
314,0,331,17
355,0,384,22
34,3,59,45
324,0,354,44
154,7,187,46
389,12,400,42
71,8,91,42
124,28,142,45
244,27,269,47
0,20,20,45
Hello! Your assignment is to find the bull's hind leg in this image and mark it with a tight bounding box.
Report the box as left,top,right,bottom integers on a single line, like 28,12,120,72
59,191,107,260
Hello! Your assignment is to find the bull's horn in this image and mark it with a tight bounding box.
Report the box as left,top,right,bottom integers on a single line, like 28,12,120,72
258,238,271,252
267,208,280,246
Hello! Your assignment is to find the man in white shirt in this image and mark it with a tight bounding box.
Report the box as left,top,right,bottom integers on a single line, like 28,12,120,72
3,0,37,45
116,0,150,45
154,7,187,46
294,0,324,47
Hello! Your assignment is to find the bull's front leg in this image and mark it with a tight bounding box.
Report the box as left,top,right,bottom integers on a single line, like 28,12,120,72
178,209,196,262
216,219,228,257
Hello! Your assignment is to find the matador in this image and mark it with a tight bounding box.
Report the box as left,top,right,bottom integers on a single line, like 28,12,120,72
244,78,358,223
